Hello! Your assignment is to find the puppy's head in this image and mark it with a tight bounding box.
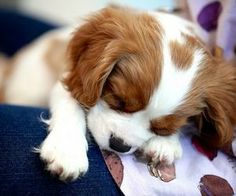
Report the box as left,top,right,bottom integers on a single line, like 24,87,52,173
64,6,163,112
64,6,236,154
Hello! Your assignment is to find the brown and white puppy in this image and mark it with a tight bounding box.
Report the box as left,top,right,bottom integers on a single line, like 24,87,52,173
1,6,236,181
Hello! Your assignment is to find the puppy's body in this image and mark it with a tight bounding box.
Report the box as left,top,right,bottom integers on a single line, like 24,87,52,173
1,28,72,106
1,6,236,180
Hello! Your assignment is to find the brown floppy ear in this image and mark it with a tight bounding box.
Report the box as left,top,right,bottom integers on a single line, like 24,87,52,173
64,7,121,108
197,103,234,148
198,63,236,148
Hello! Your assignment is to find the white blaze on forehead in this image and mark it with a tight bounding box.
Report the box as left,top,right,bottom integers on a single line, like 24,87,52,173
150,11,196,40
146,11,204,118
147,47,203,118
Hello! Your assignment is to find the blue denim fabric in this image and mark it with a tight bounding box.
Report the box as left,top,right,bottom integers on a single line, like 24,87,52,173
0,105,123,196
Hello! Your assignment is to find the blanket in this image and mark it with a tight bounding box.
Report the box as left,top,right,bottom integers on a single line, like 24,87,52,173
187,0,236,63
103,126,236,195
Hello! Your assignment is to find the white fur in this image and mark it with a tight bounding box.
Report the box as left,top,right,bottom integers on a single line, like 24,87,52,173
141,133,182,164
150,11,196,40
88,102,183,162
147,46,203,119
39,81,88,181
149,11,202,118
88,101,154,152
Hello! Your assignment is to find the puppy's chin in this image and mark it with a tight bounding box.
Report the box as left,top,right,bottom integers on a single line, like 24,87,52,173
87,101,154,153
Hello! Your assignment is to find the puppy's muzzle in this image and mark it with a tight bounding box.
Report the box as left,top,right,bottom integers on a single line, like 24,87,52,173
109,134,132,153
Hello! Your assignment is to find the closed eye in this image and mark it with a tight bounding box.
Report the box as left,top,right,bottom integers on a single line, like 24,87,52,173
110,95,126,111
102,93,141,113
115,98,126,111
102,93,126,112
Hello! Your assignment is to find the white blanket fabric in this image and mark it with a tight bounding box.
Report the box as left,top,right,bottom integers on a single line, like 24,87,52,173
119,130,236,195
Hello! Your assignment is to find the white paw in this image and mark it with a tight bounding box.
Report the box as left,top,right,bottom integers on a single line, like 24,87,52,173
38,131,89,181
141,134,182,164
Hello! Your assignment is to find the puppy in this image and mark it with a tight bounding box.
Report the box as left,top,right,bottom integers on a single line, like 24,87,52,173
1,6,236,181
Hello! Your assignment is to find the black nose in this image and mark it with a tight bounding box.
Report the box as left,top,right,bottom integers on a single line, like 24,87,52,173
109,134,132,153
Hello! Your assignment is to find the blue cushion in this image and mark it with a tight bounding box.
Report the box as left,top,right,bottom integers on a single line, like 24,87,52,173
0,9,58,56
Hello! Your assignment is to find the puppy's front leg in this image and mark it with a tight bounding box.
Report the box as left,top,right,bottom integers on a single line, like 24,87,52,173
136,133,182,182
39,81,88,181
141,133,182,164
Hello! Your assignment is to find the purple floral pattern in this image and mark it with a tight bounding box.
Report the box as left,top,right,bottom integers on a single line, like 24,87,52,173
197,1,222,32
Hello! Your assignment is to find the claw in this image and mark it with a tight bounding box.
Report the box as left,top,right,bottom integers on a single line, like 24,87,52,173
147,162,159,177
147,160,176,182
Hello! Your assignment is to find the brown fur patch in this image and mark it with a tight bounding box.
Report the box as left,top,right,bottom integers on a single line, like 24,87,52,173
169,40,193,70
44,38,68,78
176,55,236,148
0,55,12,102
151,34,236,148
169,33,204,70
213,46,223,59
64,6,163,110
150,114,187,135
